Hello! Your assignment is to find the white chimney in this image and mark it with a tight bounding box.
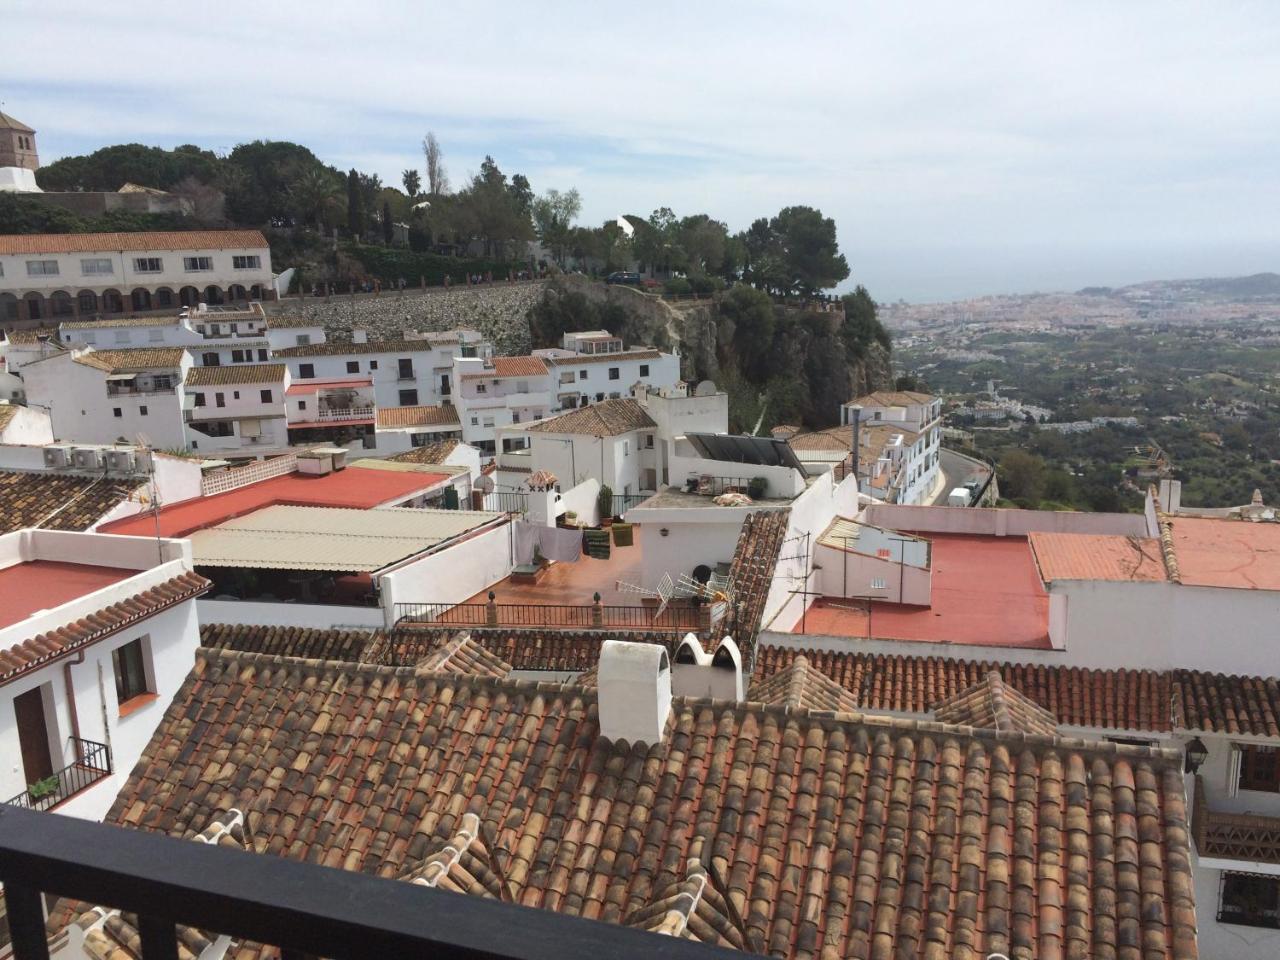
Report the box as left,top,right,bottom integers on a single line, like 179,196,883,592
352,329,369,344
598,640,672,745
671,634,745,700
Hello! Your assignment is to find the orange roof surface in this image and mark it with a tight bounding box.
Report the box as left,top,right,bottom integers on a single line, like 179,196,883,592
0,561,133,630
0,230,268,255
1165,516,1280,590
1029,532,1168,583
460,356,548,379
799,533,1051,649
99,466,449,539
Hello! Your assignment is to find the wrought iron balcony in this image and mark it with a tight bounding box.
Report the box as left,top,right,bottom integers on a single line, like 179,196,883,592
0,805,752,960
1193,774,1280,864
3,737,111,812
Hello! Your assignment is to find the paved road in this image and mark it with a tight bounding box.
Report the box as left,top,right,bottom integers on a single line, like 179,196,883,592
930,447,992,505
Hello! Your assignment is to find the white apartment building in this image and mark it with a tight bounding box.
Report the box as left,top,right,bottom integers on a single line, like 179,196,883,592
840,390,942,505
184,363,290,451
276,329,489,412
454,356,554,451
0,230,274,323
23,347,192,449
1,527,208,821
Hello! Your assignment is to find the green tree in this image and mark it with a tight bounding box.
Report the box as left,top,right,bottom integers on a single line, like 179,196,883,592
288,168,342,232
531,188,582,265
770,205,849,297
999,450,1048,505
382,201,394,245
719,284,777,382
224,140,337,226
402,169,421,198
346,169,365,238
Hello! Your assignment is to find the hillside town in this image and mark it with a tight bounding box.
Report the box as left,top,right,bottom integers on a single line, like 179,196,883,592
0,35,1278,960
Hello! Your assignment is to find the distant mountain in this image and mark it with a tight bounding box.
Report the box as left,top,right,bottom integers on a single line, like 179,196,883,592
1179,272,1280,298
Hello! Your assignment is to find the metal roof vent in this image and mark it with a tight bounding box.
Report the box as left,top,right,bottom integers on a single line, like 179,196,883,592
598,639,671,745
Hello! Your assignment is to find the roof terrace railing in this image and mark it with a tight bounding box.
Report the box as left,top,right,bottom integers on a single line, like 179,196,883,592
394,601,703,631
0,805,757,960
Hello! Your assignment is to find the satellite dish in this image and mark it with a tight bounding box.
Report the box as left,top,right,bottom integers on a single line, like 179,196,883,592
474,473,495,495
694,380,717,397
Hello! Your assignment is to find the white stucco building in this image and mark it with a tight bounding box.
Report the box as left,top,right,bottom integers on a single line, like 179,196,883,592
1,527,208,822
0,230,274,324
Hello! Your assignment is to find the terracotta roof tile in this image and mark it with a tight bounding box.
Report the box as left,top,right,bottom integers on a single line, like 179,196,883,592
525,398,656,436
0,571,210,685
373,626,682,672
185,364,286,386
103,648,1198,960
752,646,1177,732
0,405,19,432
849,390,936,407
4,327,61,347
1173,670,1280,736
459,356,548,379
725,509,790,644
60,316,177,330
933,670,1061,736
414,632,512,678
0,470,144,534
263,315,322,329
376,405,460,428
747,655,860,712
0,230,268,255
200,623,382,662
385,439,462,465
397,812,514,902
275,339,437,357
74,348,185,372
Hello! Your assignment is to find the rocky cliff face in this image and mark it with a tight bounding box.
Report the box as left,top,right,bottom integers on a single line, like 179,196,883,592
531,277,893,430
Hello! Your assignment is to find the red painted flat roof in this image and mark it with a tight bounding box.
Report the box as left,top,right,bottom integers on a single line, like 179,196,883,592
99,466,450,539
798,533,1051,649
1166,516,1280,590
0,561,134,629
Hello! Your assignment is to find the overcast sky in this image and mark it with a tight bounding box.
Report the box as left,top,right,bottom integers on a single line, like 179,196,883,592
5,1,1278,301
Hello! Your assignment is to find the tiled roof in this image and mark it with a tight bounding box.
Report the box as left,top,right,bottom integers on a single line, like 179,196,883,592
415,632,512,678
107,648,1198,960
386,439,462,464
376,405,460,428
525,398,656,436
623,840,760,951
752,647,1177,732
74,347,185,372
0,405,18,432
1173,670,1280,737
0,111,34,133
0,230,268,255
1029,532,1169,583
933,671,1061,736
185,363,286,386
60,316,176,330
1161,514,1280,590
725,509,790,644
0,571,209,685
200,623,382,662
275,339,436,357
545,349,662,366
849,390,936,407
747,655,860,712
0,470,143,534
397,811,514,902
460,356,548,379
3,328,60,347
785,426,851,452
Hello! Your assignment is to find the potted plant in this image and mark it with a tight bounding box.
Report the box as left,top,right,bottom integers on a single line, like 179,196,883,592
28,775,59,803
597,485,614,527
748,476,767,500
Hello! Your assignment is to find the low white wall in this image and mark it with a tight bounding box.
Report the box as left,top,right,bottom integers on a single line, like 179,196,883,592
638,519,743,590
863,502,1147,537
560,477,602,527
0,405,53,445
667,452,804,498
376,522,514,625
197,598,385,630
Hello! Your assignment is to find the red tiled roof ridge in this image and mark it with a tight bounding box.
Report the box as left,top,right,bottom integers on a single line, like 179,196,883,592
0,230,269,255
1157,513,1183,583
0,570,210,684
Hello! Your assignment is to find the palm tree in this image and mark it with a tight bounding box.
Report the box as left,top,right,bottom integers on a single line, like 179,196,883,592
288,169,341,232
402,169,421,198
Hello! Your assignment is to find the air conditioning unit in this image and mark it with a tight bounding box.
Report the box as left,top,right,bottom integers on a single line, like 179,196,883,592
72,447,103,471
106,449,137,473
43,445,71,468
135,449,154,474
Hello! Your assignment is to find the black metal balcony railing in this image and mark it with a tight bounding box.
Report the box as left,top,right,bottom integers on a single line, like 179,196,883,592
610,493,651,516
4,738,111,812
0,805,754,960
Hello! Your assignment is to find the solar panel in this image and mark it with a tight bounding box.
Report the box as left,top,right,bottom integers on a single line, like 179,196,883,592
684,433,806,472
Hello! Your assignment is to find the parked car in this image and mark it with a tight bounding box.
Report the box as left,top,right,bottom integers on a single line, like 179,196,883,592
605,272,644,286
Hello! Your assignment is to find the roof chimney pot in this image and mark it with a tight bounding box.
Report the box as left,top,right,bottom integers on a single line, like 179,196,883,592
598,640,672,745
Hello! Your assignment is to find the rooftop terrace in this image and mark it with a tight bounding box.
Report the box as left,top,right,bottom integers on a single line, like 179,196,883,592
0,560,132,629
797,532,1051,649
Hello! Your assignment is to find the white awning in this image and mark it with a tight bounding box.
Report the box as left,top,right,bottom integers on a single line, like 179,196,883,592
105,373,136,382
